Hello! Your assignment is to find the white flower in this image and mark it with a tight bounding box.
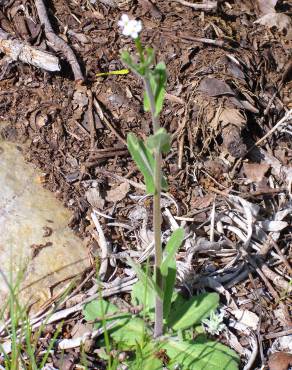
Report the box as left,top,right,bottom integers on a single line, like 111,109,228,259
118,14,142,39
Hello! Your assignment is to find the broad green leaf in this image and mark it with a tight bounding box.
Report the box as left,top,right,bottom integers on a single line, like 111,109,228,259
83,299,130,331
127,257,163,300
110,317,147,347
131,280,155,320
127,133,168,193
163,264,176,321
161,229,185,320
161,336,239,370
126,342,163,370
153,62,167,116
167,292,219,331
146,128,171,154
161,228,185,276
83,299,118,323
127,133,155,194
96,69,129,77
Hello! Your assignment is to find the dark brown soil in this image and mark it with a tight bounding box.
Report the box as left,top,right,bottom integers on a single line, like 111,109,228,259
0,0,291,368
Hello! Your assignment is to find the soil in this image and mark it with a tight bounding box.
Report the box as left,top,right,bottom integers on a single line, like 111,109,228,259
0,0,291,368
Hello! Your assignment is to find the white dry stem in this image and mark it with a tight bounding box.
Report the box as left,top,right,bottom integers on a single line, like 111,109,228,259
210,201,216,243
58,321,118,350
91,211,112,280
255,108,292,147
0,28,60,72
163,207,180,230
0,278,137,353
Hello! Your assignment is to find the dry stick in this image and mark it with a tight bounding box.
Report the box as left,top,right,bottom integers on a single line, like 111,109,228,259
34,0,83,81
171,0,217,11
254,109,292,147
264,328,292,340
87,89,96,148
180,35,225,47
93,98,127,146
269,239,292,275
0,27,60,72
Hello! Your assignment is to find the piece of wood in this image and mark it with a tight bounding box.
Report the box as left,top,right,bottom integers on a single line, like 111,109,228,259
0,27,60,72
34,0,84,81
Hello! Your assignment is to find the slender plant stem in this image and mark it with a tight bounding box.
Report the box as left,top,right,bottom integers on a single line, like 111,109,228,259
153,151,163,337
144,77,163,337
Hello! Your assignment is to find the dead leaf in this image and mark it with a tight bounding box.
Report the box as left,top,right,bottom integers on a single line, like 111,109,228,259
255,13,292,34
243,162,270,183
86,187,105,209
73,87,88,111
256,0,277,15
191,193,215,209
219,108,246,128
232,309,259,330
128,205,148,221
268,352,292,370
258,220,288,232
198,78,235,97
71,321,93,339
35,113,48,129
106,182,130,202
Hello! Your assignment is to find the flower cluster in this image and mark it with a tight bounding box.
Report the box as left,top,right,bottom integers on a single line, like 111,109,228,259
118,14,142,39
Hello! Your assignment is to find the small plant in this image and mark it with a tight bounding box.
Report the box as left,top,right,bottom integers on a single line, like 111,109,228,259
202,309,226,336
0,267,61,369
83,15,240,369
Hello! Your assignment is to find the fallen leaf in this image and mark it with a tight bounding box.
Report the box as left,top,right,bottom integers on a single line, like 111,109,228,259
243,162,270,183
106,182,130,202
198,77,235,97
258,220,288,232
219,108,246,128
268,352,292,370
191,193,215,209
255,13,292,34
86,187,105,209
232,309,259,330
256,0,277,15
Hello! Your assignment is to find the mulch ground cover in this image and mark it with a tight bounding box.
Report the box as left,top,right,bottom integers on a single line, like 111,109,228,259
0,0,291,368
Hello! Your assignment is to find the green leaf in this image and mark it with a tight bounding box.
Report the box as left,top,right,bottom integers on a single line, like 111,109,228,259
131,280,155,320
163,264,177,321
143,48,155,68
144,62,167,116
161,336,239,370
167,292,219,331
161,228,185,276
110,317,147,347
146,128,171,154
153,62,167,116
126,342,163,370
127,133,155,194
127,133,168,193
83,299,118,322
161,228,184,321
121,51,144,76
127,257,163,300
83,299,130,330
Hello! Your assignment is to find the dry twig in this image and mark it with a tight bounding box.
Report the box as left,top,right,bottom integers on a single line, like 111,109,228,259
171,0,217,11
34,0,84,81
0,27,60,72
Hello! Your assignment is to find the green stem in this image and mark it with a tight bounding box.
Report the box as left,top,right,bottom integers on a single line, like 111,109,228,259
143,77,163,338
135,38,145,63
